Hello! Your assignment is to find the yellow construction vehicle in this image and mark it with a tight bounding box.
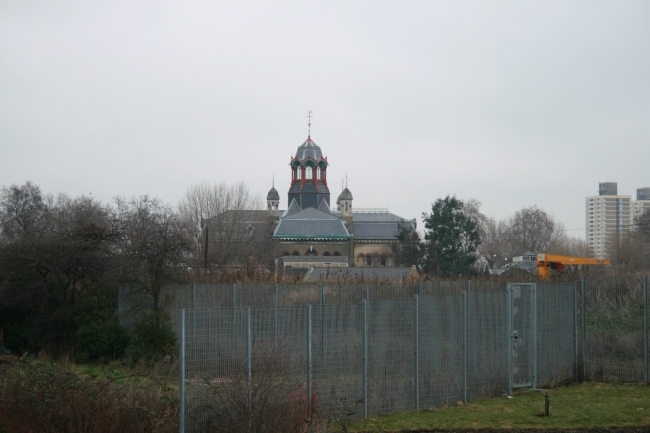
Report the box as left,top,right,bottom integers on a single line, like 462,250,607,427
536,254,610,281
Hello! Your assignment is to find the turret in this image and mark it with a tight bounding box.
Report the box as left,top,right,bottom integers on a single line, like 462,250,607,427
287,137,330,209
337,188,353,217
267,186,280,216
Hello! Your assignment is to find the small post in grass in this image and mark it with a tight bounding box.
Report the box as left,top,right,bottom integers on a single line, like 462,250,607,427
544,392,549,417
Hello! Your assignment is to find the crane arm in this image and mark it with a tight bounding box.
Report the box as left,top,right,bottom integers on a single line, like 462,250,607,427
536,254,610,281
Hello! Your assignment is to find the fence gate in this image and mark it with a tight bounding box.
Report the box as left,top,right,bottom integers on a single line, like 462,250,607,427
508,283,537,394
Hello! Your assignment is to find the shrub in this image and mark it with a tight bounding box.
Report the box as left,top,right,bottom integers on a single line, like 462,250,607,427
194,342,315,433
0,359,177,433
76,321,130,362
127,311,177,362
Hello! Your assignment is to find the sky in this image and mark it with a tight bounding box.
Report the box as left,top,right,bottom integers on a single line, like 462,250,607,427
1,1,649,238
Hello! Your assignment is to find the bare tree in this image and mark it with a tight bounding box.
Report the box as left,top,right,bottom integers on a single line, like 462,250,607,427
550,235,588,257
504,206,567,256
0,181,52,240
178,181,274,267
476,216,510,268
114,196,192,320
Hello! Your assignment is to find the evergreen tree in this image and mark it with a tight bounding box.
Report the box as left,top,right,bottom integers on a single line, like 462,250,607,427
390,223,424,267
422,195,480,276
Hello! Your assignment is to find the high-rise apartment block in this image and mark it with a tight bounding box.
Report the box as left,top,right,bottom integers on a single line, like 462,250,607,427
631,187,650,223
585,182,631,259
586,183,650,259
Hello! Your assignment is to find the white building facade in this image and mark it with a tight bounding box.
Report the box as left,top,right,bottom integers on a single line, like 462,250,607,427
585,182,631,259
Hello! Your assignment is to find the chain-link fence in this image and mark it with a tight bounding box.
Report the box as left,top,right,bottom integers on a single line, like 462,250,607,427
177,281,609,433
118,277,650,432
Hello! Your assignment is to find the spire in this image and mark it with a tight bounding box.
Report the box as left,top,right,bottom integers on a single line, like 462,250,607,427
306,110,313,138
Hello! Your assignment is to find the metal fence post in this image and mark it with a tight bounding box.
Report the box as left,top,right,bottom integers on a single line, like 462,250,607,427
467,280,472,375
531,284,538,390
414,294,420,411
581,276,587,381
179,309,185,433
643,276,648,385
462,291,467,403
307,305,313,421
319,283,324,371
233,284,238,356
507,284,513,396
573,283,578,382
366,284,370,302
416,280,420,295
363,299,369,419
246,307,251,430
275,283,279,347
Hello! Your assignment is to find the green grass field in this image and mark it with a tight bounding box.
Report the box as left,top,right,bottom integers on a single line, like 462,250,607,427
349,382,650,432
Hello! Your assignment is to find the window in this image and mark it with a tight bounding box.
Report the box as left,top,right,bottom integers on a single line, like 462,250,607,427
305,166,313,179
323,251,331,256
292,251,300,256
282,251,290,256
366,255,373,267
380,255,386,266
297,167,302,180
317,168,321,180
305,249,317,256
333,251,341,256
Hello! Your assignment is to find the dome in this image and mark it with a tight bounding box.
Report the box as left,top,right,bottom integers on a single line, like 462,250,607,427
294,138,323,161
267,187,280,201
338,188,353,201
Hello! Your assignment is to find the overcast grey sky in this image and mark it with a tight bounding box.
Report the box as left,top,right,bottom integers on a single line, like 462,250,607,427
1,1,649,236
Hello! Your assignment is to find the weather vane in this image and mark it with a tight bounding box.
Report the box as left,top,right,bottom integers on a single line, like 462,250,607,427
307,110,313,137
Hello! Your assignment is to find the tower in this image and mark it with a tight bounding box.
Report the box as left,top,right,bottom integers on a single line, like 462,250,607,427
287,137,330,209
267,186,280,216
585,182,631,259
337,187,353,217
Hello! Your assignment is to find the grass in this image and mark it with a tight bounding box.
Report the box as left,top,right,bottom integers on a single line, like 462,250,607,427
349,382,650,432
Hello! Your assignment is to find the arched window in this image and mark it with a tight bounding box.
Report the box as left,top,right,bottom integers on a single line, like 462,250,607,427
292,251,300,256
305,249,317,256
297,167,302,180
323,251,331,256
333,251,341,256
282,251,290,256
366,255,373,267
317,167,321,180
305,166,313,179
380,255,387,267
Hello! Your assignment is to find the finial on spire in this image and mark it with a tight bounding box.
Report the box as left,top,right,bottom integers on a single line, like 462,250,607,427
307,110,313,138
272,173,274,188
345,173,348,189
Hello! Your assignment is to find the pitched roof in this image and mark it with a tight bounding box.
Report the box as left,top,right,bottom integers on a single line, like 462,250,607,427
283,199,301,217
274,207,350,239
317,199,332,214
294,138,324,161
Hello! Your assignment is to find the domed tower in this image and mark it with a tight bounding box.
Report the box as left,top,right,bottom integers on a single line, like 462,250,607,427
288,137,330,209
267,186,280,215
337,187,353,217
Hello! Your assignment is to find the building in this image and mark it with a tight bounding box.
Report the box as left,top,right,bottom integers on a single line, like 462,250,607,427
270,135,417,268
585,182,631,259
631,187,650,224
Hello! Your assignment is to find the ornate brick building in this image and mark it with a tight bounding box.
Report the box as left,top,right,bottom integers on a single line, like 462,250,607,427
270,134,416,269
